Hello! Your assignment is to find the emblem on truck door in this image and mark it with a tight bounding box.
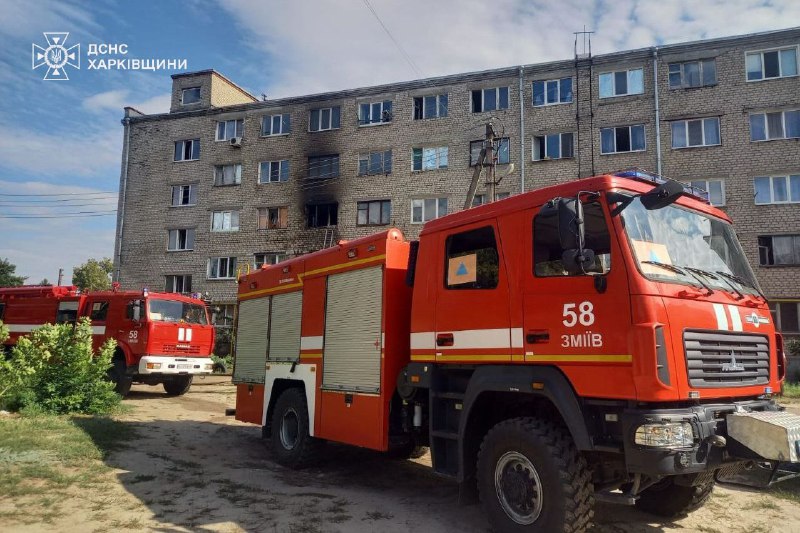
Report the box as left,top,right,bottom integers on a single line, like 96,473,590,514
721,351,745,372
744,313,769,328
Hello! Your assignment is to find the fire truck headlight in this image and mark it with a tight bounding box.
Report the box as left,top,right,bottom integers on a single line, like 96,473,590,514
634,422,694,448
204,363,213,371
146,362,162,370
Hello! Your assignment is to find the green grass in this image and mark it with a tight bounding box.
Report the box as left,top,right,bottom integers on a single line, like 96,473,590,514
780,382,800,399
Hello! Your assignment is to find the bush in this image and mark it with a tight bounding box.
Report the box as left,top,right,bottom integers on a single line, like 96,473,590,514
787,339,800,358
0,319,121,415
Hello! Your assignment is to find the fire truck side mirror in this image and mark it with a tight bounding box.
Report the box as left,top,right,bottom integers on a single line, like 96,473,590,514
555,197,585,252
640,179,684,210
132,300,142,322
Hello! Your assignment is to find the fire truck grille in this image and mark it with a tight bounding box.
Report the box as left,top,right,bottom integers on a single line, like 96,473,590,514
162,344,201,355
683,330,770,388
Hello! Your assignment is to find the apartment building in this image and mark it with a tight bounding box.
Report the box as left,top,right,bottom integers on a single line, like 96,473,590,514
114,27,800,340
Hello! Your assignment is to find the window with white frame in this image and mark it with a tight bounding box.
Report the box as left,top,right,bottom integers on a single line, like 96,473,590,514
533,133,574,161
668,59,717,89
599,68,644,98
257,206,288,229
216,119,244,141
208,257,237,279
600,125,645,154
181,87,201,105
689,179,726,206
307,155,340,179
357,200,391,226
759,235,800,266
254,253,289,268
261,113,291,136
413,94,448,119
165,274,192,293
472,192,510,207
671,118,721,148
746,47,798,81
211,210,239,232
171,184,197,207
358,150,392,175
412,147,448,171
411,198,448,224
533,78,572,106
471,87,509,113
770,301,800,334
174,139,200,161
754,175,800,204
214,164,242,186
749,110,800,141
259,160,289,183
309,106,341,132
359,100,393,125
470,138,510,166
167,229,195,251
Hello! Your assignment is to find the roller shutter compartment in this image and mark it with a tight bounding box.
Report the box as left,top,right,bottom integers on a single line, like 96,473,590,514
268,291,303,361
233,297,271,384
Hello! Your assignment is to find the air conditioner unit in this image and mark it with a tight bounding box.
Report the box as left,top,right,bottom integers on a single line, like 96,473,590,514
229,137,243,147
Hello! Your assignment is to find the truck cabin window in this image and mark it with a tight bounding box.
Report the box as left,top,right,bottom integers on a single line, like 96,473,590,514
445,226,500,289
89,301,109,322
148,299,208,325
55,301,79,324
534,201,612,277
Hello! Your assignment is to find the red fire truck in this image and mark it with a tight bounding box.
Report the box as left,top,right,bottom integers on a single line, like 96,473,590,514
0,285,215,396
231,171,798,532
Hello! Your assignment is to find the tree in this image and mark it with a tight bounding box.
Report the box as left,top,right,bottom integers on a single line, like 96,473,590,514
72,258,113,292
0,258,26,287
38,278,51,286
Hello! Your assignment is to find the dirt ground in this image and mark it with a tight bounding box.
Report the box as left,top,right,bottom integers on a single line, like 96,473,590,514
8,378,800,532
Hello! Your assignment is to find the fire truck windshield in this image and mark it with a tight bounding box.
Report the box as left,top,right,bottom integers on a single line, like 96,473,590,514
621,197,761,297
148,299,208,325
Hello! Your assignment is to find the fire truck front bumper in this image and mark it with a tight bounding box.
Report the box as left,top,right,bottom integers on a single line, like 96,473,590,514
137,356,214,375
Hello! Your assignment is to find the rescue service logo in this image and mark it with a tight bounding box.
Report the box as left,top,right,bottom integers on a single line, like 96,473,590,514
32,32,80,81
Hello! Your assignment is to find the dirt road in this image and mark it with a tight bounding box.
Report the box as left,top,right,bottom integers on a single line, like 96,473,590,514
11,379,800,532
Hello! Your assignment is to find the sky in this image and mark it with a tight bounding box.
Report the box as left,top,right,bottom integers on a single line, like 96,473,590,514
0,0,798,285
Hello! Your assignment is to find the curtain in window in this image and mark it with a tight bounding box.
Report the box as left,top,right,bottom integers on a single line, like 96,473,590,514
600,128,615,153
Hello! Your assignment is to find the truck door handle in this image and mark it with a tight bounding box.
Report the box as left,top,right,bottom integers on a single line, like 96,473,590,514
526,330,550,344
436,333,454,347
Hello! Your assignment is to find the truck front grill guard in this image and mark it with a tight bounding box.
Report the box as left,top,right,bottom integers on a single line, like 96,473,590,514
683,330,769,388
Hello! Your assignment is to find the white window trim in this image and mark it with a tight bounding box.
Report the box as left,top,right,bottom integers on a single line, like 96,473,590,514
598,68,644,98
754,175,800,205
668,59,717,89
166,229,194,252
210,211,240,232
600,125,647,154
689,179,726,207
258,160,290,184
308,107,340,132
532,78,573,107
181,87,201,106
532,133,574,161
257,206,289,230
173,139,200,162
750,109,800,142
207,257,237,280
472,87,510,113
171,184,197,208
261,113,291,137
413,94,448,120
254,252,289,268
744,45,800,82
410,197,448,224
671,117,721,149
358,101,392,127
213,163,243,186
215,119,244,142
411,146,449,172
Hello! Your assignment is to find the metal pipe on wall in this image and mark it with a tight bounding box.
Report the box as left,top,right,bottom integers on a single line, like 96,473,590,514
519,65,525,194
653,47,663,175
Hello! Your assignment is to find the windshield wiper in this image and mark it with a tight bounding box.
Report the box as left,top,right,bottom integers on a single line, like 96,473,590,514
681,267,715,296
715,271,766,300
685,267,744,300
642,260,687,276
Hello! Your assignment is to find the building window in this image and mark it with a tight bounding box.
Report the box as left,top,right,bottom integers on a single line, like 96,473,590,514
307,155,340,179
413,94,448,119
216,119,244,141
771,301,800,334
746,47,798,81
211,210,239,232
471,87,509,113
532,78,572,106
470,138,510,166
599,68,644,98
472,192,510,207
754,175,800,204
181,87,201,105
254,253,288,267
214,164,242,186
165,275,192,293
671,117,721,148
359,100,393,125
208,257,237,279
171,184,197,207
167,229,195,251
600,125,645,154
309,106,341,132
411,198,447,224
174,139,200,161
262,113,291,136
307,203,338,227
445,226,499,289
358,150,392,175
533,133,574,161
758,235,800,266
357,200,391,226
257,206,288,229
668,59,717,89
412,147,448,171
689,179,726,206
749,110,800,141
259,160,290,183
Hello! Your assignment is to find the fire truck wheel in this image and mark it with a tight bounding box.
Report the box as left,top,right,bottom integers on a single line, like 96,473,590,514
634,477,714,517
163,375,193,396
108,357,132,397
271,388,323,468
477,418,594,533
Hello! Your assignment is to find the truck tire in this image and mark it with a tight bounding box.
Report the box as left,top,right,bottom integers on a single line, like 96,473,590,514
477,418,594,533
270,388,324,468
163,375,193,396
108,357,132,397
634,478,714,517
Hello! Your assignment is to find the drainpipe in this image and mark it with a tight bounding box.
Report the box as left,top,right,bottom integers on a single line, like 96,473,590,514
115,114,131,283
519,65,526,194
653,47,662,176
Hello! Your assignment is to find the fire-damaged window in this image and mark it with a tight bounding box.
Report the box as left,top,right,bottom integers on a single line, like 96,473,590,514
89,302,109,321
165,275,192,293
533,202,612,277
308,155,340,179
445,226,500,290
307,203,338,227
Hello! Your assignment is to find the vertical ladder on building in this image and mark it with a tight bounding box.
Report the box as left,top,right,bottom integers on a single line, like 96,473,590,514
322,227,337,248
